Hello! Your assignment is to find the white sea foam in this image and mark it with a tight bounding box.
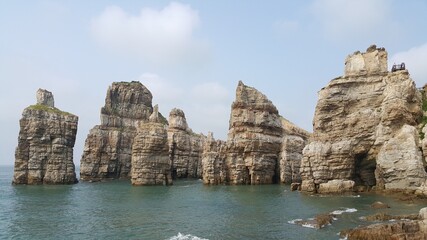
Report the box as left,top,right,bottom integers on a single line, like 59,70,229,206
167,233,208,240
330,208,357,215
287,218,303,224
301,223,317,229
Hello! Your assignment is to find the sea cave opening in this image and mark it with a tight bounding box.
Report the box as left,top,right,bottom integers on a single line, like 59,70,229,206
354,152,376,188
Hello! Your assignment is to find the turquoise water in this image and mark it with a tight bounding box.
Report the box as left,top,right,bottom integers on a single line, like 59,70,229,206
1,165,425,240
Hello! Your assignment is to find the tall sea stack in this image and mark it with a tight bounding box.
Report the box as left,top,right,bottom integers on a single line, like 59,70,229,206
80,81,158,181
13,89,78,184
300,45,426,193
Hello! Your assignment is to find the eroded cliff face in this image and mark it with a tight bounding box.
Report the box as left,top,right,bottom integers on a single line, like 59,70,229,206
300,45,425,193
202,81,309,185
167,108,205,179
80,81,157,181
13,89,78,184
131,106,172,185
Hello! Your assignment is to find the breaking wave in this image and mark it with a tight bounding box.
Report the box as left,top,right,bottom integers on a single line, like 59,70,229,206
167,233,209,240
330,208,357,215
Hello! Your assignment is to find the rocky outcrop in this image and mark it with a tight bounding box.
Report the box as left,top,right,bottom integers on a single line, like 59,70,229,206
300,45,425,193
131,106,172,185
80,81,161,181
202,132,226,184
168,108,205,179
13,89,78,184
202,81,309,185
340,208,427,240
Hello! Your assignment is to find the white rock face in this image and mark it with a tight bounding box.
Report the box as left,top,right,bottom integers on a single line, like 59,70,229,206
36,89,55,107
301,45,424,193
376,125,426,190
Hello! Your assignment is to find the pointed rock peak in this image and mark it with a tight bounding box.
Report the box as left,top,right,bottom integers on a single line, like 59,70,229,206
149,104,159,123
36,89,54,107
234,81,275,109
168,108,188,130
238,80,244,87
207,131,214,141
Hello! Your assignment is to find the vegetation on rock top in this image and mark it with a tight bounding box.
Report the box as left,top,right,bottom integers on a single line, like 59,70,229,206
27,104,74,116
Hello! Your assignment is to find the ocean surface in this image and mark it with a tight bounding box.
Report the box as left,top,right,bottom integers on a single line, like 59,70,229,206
1,165,425,240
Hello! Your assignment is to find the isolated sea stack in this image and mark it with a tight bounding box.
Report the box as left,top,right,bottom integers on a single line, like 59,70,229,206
300,45,426,193
80,81,161,181
13,89,78,184
202,81,309,185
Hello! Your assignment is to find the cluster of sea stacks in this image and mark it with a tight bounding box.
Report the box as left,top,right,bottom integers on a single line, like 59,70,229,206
12,45,427,195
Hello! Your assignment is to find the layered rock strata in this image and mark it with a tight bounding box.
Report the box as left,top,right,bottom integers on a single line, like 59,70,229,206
13,89,78,184
300,45,425,193
203,81,309,185
80,81,157,181
131,106,172,185
168,108,205,179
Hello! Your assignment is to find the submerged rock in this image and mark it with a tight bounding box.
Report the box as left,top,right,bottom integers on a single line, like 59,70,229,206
301,45,425,193
341,207,427,240
13,89,78,184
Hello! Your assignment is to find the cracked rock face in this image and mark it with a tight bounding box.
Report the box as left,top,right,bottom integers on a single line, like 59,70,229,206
168,108,205,179
80,81,155,181
131,107,172,186
300,46,425,193
13,89,78,184
202,81,309,185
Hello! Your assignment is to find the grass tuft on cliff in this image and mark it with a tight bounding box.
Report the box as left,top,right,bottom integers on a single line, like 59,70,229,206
27,104,73,116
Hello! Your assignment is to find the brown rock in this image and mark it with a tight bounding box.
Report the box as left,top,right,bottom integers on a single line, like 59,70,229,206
13,89,78,184
168,108,205,179
80,81,162,181
301,46,424,193
131,107,172,185
370,201,390,209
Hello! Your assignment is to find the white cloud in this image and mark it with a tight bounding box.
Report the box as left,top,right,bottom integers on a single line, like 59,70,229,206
311,0,391,40
390,43,427,86
91,2,209,64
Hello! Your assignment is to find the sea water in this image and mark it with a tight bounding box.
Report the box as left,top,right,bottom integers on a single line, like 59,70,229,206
1,165,425,240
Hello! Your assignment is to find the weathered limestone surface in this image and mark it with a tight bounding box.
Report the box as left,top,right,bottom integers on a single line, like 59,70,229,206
80,81,159,181
13,89,78,184
168,108,205,179
131,106,172,185
279,117,310,184
301,45,425,193
202,132,226,184
202,81,309,185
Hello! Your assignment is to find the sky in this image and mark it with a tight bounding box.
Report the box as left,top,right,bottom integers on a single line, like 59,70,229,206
1,0,427,166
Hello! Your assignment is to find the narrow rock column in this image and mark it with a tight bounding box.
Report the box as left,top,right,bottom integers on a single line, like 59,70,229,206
13,89,78,184
131,105,172,185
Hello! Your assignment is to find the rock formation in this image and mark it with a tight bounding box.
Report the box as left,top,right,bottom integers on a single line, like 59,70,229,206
202,81,309,185
340,207,427,240
300,45,426,193
168,108,205,179
13,89,78,184
80,81,162,181
202,132,226,184
131,105,172,185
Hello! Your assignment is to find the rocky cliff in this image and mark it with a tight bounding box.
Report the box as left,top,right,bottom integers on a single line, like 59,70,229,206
131,105,172,185
13,89,78,184
168,108,205,179
80,81,160,181
202,81,309,185
300,45,426,193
